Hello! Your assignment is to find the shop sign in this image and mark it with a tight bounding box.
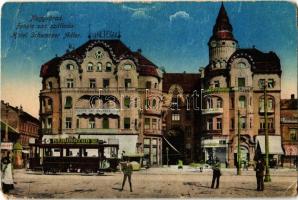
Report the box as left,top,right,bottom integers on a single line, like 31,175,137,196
1,142,13,150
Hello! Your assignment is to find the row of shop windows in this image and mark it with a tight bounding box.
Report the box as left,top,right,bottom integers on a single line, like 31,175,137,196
205,117,275,130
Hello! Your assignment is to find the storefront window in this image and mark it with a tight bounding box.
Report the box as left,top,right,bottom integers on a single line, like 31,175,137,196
290,129,297,141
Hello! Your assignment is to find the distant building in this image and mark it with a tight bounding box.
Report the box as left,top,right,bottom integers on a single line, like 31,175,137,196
281,94,298,167
200,3,283,166
39,40,163,165
1,100,39,168
162,73,201,164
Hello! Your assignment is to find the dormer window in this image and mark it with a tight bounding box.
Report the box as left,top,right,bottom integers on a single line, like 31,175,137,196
66,64,74,70
214,80,220,88
87,63,93,71
106,62,112,72
238,62,246,68
124,64,132,70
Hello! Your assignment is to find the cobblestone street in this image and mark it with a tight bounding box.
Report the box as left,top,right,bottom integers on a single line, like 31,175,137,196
4,167,297,198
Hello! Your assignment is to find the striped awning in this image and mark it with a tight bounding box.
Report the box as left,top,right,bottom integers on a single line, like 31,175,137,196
283,145,298,156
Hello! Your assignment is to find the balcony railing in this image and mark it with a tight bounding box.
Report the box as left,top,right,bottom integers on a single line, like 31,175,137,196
76,128,119,134
76,108,120,115
201,107,223,115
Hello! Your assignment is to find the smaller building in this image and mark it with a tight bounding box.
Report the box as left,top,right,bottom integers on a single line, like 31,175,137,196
280,94,298,167
1,100,39,168
162,73,201,164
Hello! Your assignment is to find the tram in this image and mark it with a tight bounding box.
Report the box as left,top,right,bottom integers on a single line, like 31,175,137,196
29,138,119,173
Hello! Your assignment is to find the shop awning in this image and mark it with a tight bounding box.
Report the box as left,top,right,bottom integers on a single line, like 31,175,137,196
0,121,19,134
163,136,181,154
283,145,298,156
256,136,284,155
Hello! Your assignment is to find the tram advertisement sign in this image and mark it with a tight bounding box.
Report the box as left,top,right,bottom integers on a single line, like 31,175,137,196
49,138,102,144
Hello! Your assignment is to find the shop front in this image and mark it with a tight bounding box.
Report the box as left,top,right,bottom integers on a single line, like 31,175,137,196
201,137,228,164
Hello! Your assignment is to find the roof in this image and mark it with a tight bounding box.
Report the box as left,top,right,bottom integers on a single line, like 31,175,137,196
228,48,281,75
1,101,39,125
210,3,235,41
40,39,160,78
163,73,201,93
281,98,298,109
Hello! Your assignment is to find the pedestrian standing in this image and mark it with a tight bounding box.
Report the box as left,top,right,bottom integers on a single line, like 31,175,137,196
1,154,14,194
255,159,265,191
120,159,133,192
211,163,221,189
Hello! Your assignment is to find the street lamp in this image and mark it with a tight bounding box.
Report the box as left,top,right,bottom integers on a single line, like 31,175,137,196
264,81,271,182
237,110,241,175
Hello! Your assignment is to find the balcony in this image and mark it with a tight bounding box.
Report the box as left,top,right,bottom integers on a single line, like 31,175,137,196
259,108,274,114
76,108,120,115
232,86,253,92
258,129,276,135
201,107,223,115
41,128,52,134
76,128,119,134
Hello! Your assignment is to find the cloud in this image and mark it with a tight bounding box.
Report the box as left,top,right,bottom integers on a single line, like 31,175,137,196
122,5,152,20
131,10,152,19
169,11,190,22
46,10,60,17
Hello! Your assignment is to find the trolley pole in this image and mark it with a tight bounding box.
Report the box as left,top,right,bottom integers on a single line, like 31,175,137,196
237,110,241,175
264,81,271,182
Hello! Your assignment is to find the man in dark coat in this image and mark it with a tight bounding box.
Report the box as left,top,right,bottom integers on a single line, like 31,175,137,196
211,163,221,189
255,159,265,191
120,159,133,192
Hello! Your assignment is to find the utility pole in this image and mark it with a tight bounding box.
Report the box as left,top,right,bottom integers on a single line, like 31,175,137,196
264,81,271,182
237,110,241,175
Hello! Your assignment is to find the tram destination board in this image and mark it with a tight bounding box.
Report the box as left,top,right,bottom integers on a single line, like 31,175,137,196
49,138,104,144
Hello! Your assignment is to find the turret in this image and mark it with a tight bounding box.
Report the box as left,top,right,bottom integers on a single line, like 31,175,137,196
208,3,238,68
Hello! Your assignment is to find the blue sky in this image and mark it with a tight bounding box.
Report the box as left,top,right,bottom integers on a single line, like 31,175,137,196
1,1,297,117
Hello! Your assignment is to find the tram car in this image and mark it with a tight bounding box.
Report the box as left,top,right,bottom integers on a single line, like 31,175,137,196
29,138,119,173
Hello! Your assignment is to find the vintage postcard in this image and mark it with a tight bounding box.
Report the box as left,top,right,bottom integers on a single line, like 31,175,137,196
1,0,297,199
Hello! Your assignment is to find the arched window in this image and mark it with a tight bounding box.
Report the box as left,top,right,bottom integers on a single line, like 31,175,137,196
216,98,222,108
87,63,93,71
152,99,157,109
239,96,246,108
206,98,213,109
259,97,274,112
106,62,112,72
65,96,73,109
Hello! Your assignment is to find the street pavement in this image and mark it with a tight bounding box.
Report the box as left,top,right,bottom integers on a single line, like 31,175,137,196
3,166,298,199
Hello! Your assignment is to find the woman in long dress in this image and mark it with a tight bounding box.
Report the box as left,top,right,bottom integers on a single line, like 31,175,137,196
1,156,14,193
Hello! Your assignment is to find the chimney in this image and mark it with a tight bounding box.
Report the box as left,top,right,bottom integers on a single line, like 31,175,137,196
137,49,142,53
291,94,295,99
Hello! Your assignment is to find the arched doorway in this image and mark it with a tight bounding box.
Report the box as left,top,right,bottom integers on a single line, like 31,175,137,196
163,127,185,165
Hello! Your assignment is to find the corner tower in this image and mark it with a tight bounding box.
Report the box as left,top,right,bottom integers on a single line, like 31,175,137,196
208,3,238,68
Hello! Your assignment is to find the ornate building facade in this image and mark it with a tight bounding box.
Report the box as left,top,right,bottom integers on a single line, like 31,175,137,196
200,4,283,166
39,40,163,165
